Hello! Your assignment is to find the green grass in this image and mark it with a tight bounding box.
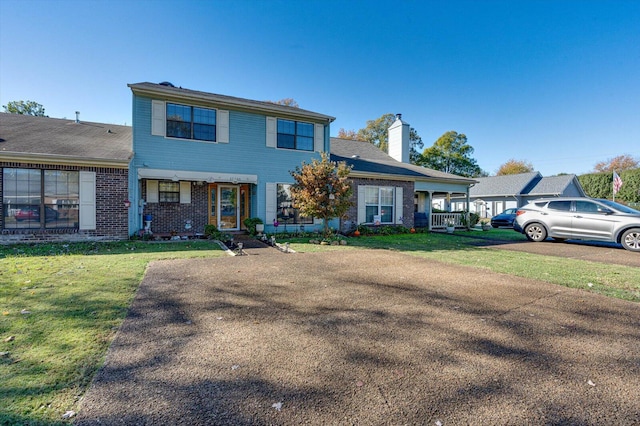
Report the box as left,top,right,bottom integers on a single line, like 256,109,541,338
0,240,225,425
1,232,639,424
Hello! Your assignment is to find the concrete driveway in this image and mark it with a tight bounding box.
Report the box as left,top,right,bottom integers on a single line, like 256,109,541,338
75,249,640,425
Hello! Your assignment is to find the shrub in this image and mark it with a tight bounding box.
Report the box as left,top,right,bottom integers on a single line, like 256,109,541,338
204,224,223,240
243,217,264,235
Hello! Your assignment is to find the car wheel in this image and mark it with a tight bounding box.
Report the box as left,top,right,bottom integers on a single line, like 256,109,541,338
524,223,547,242
620,228,640,252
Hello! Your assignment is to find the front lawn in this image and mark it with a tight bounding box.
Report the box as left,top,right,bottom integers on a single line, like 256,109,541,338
1,232,638,424
0,241,225,425
286,229,640,302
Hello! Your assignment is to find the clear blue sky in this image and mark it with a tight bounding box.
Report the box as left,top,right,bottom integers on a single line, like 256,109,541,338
1,0,638,176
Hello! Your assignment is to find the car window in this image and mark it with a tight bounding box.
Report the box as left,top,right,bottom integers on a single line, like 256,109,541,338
547,201,571,211
575,201,608,213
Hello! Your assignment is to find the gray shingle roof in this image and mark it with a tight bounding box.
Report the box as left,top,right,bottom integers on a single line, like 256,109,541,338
528,175,578,196
470,172,584,197
330,138,475,183
470,172,541,197
129,82,335,122
0,113,132,164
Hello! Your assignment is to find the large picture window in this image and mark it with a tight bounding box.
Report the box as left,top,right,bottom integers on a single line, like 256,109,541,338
365,186,394,224
277,119,314,151
277,184,313,224
3,168,79,229
166,103,216,141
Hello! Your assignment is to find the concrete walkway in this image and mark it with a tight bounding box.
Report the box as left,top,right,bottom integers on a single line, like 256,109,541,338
75,249,640,425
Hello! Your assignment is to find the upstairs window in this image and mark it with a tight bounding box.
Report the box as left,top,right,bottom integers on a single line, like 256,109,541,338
277,119,314,151
166,103,216,142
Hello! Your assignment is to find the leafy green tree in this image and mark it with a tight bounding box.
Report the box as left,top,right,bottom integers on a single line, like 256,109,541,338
496,159,534,175
289,152,353,236
356,113,424,164
417,131,482,177
3,100,46,116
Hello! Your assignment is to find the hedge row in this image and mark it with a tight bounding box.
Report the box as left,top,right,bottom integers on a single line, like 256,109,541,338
578,168,640,203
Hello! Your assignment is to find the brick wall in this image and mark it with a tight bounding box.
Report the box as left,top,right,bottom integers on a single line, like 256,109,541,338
1,162,129,244
345,177,415,228
141,181,209,234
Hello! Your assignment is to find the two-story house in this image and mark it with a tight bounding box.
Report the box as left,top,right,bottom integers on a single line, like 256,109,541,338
128,82,334,236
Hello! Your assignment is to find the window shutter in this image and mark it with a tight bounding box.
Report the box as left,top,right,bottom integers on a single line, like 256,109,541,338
314,123,324,152
146,180,159,203
266,117,276,147
357,185,366,224
217,109,229,143
180,181,191,204
151,100,165,137
395,187,404,224
79,171,96,230
266,183,277,223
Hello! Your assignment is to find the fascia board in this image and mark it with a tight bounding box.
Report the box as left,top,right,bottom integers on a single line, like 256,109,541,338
0,152,130,168
129,84,335,123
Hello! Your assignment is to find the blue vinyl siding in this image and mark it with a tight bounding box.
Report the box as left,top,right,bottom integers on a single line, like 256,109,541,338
131,95,327,229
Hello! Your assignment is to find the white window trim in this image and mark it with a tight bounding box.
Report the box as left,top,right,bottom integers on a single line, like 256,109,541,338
358,185,399,225
152,101,222,143
267,117,323,152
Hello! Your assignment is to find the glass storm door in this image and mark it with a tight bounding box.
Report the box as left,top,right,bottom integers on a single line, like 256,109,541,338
219,185,239,230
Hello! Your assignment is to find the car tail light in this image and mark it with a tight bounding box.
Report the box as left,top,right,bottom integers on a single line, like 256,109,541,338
516,210,526,216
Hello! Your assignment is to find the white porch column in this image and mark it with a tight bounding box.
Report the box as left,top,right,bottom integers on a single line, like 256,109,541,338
427,191,433,231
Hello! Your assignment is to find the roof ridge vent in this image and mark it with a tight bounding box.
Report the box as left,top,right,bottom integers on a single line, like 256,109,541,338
159,81,175,87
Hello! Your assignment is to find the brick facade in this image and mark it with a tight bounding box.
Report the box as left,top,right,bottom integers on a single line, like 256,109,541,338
1,162,129,244
141,181,209,235
345,177,415,229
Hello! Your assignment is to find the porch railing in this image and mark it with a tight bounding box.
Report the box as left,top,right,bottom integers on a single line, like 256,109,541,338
431,212,463,229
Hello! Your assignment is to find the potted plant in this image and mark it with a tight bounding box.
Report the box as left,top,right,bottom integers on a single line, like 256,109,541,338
446,218,455,233
243,217,264,236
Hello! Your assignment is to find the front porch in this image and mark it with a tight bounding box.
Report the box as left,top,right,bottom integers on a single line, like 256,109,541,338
414,184,472,231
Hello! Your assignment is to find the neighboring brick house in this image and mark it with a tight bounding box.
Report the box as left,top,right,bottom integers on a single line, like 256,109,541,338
0,113,132,243
330,115,477,230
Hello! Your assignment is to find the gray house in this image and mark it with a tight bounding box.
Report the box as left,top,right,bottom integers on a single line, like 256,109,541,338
447,172,586,218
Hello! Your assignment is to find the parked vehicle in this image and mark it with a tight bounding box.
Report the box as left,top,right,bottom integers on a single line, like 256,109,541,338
14,206,59,222
491,208,517,228
514,197,640,252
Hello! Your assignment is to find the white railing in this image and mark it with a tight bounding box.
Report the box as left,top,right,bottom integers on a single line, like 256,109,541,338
431,212,463,229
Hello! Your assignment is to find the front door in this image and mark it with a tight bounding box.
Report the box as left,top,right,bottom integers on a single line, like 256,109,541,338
219,185,238,230
208,184,250,231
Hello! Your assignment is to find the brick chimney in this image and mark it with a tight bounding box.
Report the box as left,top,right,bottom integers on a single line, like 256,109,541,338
388,113,410,163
